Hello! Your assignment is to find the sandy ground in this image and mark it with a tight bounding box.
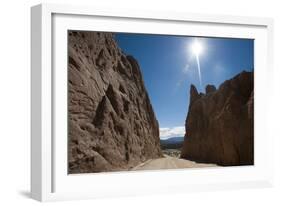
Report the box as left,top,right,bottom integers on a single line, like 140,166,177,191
132,155,217,170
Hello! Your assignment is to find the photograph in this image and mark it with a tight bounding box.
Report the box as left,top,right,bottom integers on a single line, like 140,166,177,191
67,30,254,174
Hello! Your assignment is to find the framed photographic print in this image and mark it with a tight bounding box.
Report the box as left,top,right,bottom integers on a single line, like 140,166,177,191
31,3,274,201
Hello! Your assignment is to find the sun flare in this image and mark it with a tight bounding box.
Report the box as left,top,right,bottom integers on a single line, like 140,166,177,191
189,39,204,87
191,40,204,56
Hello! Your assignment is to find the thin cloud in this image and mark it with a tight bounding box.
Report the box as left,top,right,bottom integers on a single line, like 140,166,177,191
182,63,190,74
160,126,185,139
176,63,191,88
214,62,223,72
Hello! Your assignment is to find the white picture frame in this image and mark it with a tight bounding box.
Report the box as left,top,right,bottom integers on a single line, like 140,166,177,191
31,3,274,202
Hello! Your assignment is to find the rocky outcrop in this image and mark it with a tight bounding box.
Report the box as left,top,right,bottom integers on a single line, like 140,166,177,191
68,31,162,173
181,71,254,166
205,84,216,94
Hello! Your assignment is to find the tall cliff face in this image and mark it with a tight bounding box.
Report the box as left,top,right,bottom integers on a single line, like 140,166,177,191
181,71,254,166
68,31,162,173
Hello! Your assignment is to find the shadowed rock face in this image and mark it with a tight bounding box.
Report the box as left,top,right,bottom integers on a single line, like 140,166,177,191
181,71,254,166
68,31,162,173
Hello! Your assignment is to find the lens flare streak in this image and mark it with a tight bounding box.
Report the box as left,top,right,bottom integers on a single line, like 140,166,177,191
190,39,203,88
195,53,202,87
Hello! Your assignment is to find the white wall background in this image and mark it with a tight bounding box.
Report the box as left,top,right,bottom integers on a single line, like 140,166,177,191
0,0,280,205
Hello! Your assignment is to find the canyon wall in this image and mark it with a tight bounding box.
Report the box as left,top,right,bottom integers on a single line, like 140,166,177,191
181,71,254,166
68,31,162,173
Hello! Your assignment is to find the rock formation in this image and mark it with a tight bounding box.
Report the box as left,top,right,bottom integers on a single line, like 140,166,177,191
181,71,254,166
68,31,162,173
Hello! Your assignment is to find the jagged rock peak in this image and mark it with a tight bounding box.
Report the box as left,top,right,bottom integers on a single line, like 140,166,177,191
190,84,200,104
205,85,216,94
181,71,254,166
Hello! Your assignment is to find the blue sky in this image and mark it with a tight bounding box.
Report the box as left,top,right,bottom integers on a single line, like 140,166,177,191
115,33,254,139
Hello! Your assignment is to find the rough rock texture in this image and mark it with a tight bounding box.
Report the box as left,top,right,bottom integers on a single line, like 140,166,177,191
68,31,162,173
205,84,216,94
181,71,254,166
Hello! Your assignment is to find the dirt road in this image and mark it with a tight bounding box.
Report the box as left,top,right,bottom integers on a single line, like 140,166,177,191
132,155,216,170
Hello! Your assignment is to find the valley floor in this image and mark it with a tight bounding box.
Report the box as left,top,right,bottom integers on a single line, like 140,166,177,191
131,155,217,171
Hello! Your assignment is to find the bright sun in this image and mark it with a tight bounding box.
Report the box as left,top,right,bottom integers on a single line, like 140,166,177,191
191,40,204,56
189,39,204,87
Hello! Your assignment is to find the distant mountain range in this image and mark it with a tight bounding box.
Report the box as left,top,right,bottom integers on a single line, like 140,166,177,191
160,136,184,150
